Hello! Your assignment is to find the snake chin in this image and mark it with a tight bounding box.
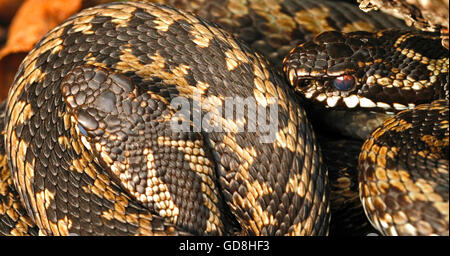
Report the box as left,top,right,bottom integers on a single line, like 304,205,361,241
299,84,409,112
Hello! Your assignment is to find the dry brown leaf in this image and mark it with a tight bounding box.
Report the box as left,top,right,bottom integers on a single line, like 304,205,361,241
0,0,24,23
0,26,6,45
0,0,82,101
0,53,25,100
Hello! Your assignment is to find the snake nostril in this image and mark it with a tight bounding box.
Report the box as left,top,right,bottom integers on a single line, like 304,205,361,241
332,75,355,91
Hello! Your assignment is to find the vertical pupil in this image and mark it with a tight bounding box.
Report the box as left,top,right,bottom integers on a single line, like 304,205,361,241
333,75,354,91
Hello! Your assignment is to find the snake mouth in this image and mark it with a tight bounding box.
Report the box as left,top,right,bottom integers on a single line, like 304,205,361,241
311,90,416,112
289,74,415,112
285,68,361,109
305,85,415,111
285,63,418,112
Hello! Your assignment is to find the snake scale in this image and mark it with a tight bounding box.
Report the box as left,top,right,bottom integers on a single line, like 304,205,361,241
0,0,448,236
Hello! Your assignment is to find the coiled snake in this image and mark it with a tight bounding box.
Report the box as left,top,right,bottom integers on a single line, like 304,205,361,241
0,0,448,236
283,28,449,235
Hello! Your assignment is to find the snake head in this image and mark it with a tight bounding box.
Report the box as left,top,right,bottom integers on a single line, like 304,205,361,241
61,65,135,144
283,29,448,112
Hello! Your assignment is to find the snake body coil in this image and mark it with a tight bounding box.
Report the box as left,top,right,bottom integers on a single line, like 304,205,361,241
284,27,449,235
2,1,330,236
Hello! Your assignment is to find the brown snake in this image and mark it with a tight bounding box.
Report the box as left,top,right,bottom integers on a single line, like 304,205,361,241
1,0,447,236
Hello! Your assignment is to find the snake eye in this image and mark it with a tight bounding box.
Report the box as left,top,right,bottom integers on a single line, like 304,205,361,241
332,75,355,91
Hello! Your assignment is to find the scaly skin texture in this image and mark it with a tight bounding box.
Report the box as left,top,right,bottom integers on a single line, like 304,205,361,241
1,1,329,236
359,100,449,236
358,0,449,49
0,0,411,236
283,18,449,236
